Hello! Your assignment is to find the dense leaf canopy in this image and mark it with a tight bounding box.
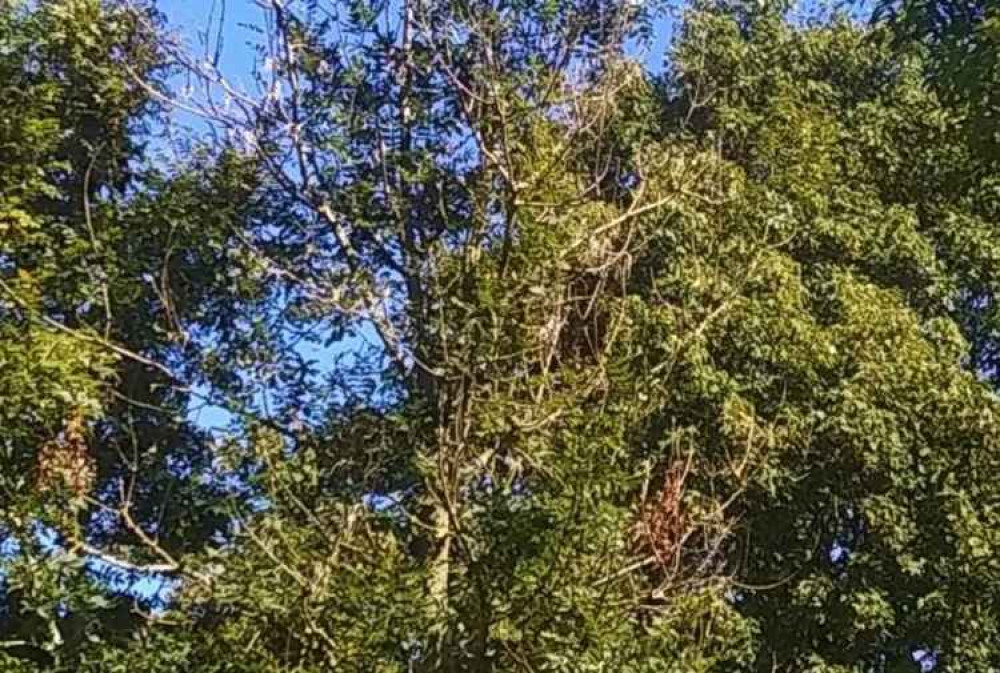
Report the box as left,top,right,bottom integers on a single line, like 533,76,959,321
2,0,999,671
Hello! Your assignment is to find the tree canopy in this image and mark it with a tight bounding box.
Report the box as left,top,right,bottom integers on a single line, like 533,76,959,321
2,0,999,671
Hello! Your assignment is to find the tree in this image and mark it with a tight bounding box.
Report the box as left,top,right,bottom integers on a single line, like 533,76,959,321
5,0,1000,671
112,0,758,670
1,1,262,669
659,2,1000,668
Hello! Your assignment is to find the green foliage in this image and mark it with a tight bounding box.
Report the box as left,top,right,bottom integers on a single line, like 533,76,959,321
4,0,1000,671
654,4,1000,668
1,1,261,668
875,0,1000,163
